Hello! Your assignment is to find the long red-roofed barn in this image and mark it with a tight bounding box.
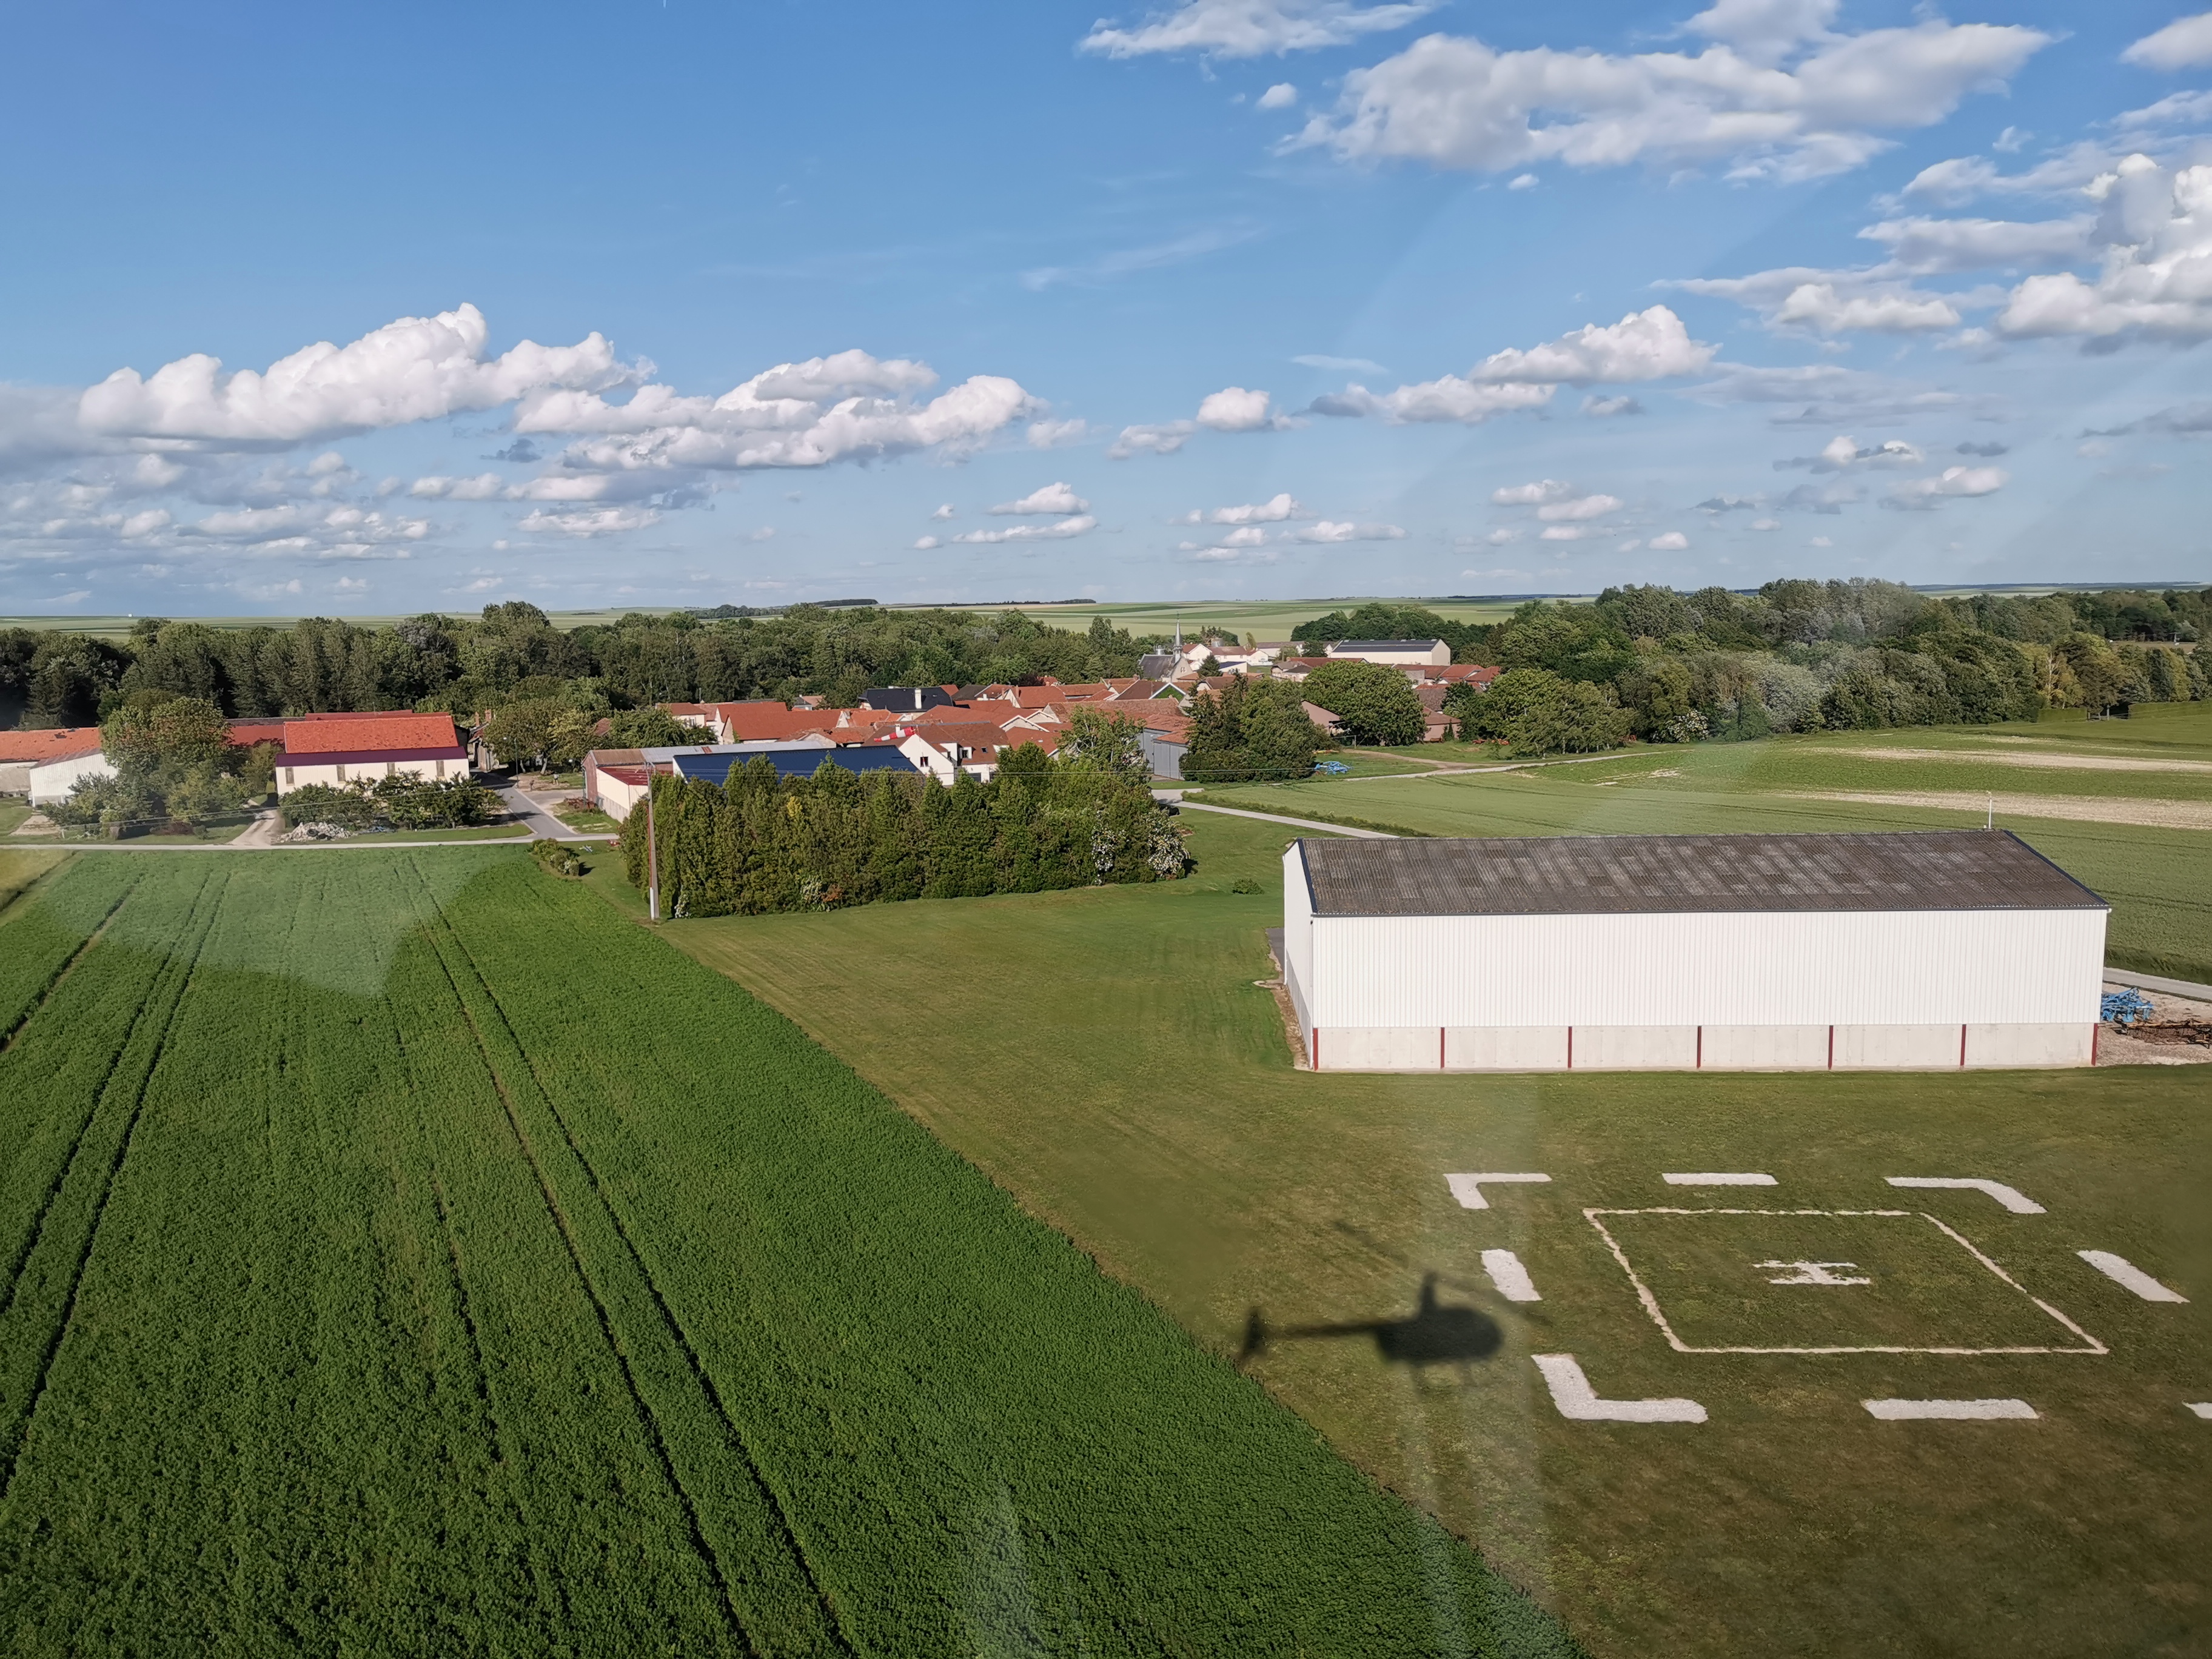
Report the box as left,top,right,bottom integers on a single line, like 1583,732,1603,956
277,712,470,796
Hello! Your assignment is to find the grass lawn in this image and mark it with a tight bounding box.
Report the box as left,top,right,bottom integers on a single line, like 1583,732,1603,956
1202,709,2212,984
551,802,622,834
0,802,33,836
0,846,1570,1657
636,809,2212,1659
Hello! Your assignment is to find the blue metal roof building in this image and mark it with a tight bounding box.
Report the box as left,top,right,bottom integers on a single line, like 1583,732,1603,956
670,746,921,786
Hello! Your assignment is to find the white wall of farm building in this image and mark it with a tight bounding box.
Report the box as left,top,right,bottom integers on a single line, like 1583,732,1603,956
278,756,470,794
1279,845,2105,1071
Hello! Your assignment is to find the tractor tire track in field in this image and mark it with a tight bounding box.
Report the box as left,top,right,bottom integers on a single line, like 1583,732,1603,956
411,901,795,1659
384,976,573,1634
0,866,195,1305
434,893,868,1656
0,862,231,1503
441,911,860,1659
0,870,144,1055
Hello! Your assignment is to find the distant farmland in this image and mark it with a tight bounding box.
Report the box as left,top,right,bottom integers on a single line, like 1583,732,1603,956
0,851,1572,1657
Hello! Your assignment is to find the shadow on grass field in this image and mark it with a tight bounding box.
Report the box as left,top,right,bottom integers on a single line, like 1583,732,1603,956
617,809,2212,1659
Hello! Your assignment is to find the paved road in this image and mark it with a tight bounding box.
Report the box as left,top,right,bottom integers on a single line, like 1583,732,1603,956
1159,796,1398,839
497,783,596,842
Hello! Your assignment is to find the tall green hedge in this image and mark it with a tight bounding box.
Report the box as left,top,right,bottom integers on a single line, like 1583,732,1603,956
623,757,1190,916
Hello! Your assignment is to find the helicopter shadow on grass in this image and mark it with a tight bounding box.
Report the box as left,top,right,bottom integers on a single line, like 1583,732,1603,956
1238,1273,1504,1392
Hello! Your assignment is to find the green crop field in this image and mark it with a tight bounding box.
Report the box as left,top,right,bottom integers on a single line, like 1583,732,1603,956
0,848,1572,1657
657,809,2212,1659
1207,706,2212,985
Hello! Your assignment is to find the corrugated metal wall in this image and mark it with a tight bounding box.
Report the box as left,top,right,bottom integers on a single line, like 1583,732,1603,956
1300,891,2105,1028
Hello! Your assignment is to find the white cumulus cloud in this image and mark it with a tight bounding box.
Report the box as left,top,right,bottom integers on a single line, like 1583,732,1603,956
1027,417,1089,449
1883,466,2008,509
1108,420,1196,458
408,472,505,500
2122,12,2212,70
949,514,1098,544
1294,16,2049,182
1492,478,1573,504
1195,385,1298,431
989,481,1091,515
1647,530,1691,549
1995,157,2212,340
1470,306,1714,383
79,304,632,446
517,505,663,537
1311,378,1553,423
1537,492,1622,521
1293,520,1406,542
1258,82,1299,109
1081,0,1437,59
1203,492,1307,523
1857,214,2093,275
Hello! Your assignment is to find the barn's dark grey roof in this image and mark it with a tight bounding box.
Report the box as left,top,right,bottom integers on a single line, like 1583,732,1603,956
1297,831,2107,917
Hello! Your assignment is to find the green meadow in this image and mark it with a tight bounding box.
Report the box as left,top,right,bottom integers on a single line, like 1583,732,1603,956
651,808,2211,1659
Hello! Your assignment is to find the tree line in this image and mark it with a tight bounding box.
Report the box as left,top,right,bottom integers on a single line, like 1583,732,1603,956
1,603,1164,730
623,740,1189,917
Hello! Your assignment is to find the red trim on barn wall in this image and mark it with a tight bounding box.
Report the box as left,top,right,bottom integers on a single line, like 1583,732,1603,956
1828,1025,1835,1069
1695,1026,1703,1068
1566,1027,1574,1070
2091,1023,2099,1064
1439,1027,1446,1070
1959,1023,1968,1067
1312,1029,1319,1071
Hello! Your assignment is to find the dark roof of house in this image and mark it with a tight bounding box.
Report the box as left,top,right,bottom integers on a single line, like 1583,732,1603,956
672,747,920,785
1295,831,2108,917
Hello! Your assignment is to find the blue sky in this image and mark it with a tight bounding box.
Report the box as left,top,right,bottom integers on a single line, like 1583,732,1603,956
2,0,2209,614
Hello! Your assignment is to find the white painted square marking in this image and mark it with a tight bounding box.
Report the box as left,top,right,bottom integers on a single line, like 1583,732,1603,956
1533,1355,1705,1423
1584,1208,2106,1356
1863,1398,2039,1421
1445,1172,1550,1210
2077,1250,2188,1304
1664,1172,1777,1186
1480,1248,1541,1303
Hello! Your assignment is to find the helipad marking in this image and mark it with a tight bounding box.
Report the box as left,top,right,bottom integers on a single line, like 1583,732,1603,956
1863,1398,2038,1420
2077,1250,2188,1303
1481,1248,1541,1303
2187,1403,2212,1420
1444,1173,1550,1211
1886,1176,2044,1215
1532,1355,1705,1423
1664,1172,1776,1186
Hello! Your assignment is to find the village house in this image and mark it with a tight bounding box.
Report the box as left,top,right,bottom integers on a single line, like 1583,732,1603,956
0,728,113,804
276,712,471,796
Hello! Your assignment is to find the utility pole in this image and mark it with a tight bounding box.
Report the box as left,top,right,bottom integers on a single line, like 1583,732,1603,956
645,760,662,922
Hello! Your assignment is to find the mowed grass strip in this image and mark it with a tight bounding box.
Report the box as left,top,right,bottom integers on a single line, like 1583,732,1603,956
661,809,2212,1659
0,850,1575,1658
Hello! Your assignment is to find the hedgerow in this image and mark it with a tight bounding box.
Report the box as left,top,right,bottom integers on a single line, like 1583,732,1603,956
621,757,1191,916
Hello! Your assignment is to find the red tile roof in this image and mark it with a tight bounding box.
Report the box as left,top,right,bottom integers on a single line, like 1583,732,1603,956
0,726,102,763
283,713,462,757
715,704,843,742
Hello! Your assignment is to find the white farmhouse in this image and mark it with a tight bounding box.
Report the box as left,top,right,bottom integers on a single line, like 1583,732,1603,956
1278,831,2108,1072
0,728,116,804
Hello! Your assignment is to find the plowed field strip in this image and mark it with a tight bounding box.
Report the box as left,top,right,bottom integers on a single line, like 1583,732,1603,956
434,907,856,1657
0,862,230,1500
411,907,766,1659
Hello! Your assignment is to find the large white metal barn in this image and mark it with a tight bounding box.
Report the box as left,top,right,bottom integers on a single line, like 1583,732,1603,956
1276,831,2109,1073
